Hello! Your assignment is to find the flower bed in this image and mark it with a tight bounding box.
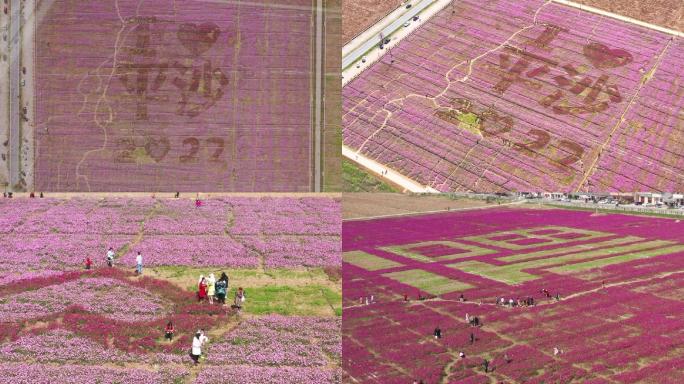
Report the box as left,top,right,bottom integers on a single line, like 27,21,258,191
206,315,341,366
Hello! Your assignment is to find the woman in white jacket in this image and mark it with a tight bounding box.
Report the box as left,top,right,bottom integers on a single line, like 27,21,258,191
191,332,202,365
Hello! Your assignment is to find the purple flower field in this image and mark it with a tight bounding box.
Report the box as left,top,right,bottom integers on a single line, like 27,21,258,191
0,196,340,276
343,207,684,382
343,0,684,192
34,0,315,192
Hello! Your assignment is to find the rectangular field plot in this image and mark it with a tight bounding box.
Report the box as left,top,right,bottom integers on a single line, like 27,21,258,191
34,0,314,191
380,240,496,262
342,0,684,192
382,269,473,295
463,226,610,250
343,250,403,271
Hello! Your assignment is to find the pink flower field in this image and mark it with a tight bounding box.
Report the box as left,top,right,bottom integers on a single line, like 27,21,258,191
343,207,684,382
0,196,341,383
0,196,340,277
343,0,684,192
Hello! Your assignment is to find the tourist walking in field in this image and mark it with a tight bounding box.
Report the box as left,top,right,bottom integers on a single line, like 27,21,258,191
215,273,228,305
234,287,245,310
135,252,143,275
433,326,442,339
198,276,208,302
470,332,475,344
191,332,202,365
207,273,216,304
164,321,175,341
106,247,115,267
85,257,92,270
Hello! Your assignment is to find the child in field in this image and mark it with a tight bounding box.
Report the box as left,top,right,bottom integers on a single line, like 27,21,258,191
234,287,245,310
106,247,115,267
164,321,175,341
207,274,216,304
198,276,208,302
85,257,92,270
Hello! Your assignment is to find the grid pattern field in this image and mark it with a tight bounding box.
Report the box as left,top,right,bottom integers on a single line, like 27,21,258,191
343,0,684,192
343,207,684,383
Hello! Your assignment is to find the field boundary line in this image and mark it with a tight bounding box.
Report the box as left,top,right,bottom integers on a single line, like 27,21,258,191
552,0,684,37
343,198,525,222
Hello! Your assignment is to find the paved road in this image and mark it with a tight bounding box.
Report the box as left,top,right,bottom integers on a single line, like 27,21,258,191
8,0,21,189
342,0,436,69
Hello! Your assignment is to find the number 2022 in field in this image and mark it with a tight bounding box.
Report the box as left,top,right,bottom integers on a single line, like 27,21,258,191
114,136,226,164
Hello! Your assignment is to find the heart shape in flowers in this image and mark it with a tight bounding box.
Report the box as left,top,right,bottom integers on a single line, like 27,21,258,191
583,42,633,69
143,135,170,163
177,22,222,55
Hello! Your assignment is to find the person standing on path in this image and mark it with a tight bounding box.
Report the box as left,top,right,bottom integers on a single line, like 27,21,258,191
198,276,208,302
191,332,202,365
215,273,228,305
207,273,216,304
85,257,92,270
106,247,115,267
164,321,175,341
135,252,143,275
234,287,245,312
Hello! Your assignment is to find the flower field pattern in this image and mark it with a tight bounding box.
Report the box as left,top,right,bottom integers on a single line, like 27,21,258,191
0,196,340,277
0,196,341,383
34,0,315,192
343,0,684,192
343,207,684,382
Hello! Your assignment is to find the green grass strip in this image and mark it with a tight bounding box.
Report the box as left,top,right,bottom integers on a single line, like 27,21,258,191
547,245,684,274
382,269,473,295
451,260,538,284
498,236,644,262
342,159,397,192
343,250,403,271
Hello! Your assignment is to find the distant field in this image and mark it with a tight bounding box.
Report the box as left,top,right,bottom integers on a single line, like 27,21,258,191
342,0,402,43
343,0,684,192
343,207,684,382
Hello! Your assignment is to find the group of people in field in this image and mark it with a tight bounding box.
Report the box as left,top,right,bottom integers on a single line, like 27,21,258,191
83,247,246,365
411,289,570,382
83,248,143,274
197,273,246,311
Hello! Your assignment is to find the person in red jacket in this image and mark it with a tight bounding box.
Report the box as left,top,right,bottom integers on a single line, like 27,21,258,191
85,257,92,270
164,321,175,341
198,276,208,302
